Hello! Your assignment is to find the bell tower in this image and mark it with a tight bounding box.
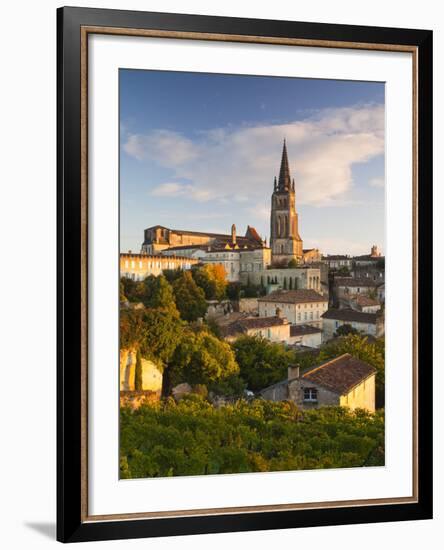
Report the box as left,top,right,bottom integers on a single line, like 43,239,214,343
270,140,303,266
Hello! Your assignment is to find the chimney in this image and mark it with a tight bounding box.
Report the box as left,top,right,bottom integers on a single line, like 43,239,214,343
275,306,282,318
288,365,300,381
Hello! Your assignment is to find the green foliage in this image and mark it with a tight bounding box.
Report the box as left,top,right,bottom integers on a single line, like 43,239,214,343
120,307,184,367
336,266,351,276
120,276,139,302
172,271,207,322
226,282,241,301
320,334,385,408
135,349,143,391
335,324,359,337
241,282,265,298
139,275,179,314
192,264,227,300
162,268,184,284
120,400,385,478
171,330,239,387
232,335,298,391
287,258,298,268
209,374,247,398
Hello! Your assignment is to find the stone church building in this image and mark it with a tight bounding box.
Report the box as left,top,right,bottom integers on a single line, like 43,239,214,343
270,139,304,266
129,141,320,282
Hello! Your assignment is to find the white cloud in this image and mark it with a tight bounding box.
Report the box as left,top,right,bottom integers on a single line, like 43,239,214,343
369,176,385,188
150,182,211,202
124,104,384,207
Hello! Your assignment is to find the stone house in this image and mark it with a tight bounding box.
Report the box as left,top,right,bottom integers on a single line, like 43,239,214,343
219,315,291,344
258,289,328,329
120,349,163,392
321,308,384,340
259,354,376,412
350,294,382,313
323,255,353,270
288,325,322,348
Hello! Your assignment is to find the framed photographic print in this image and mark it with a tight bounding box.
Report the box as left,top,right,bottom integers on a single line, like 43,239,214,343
57,6,433,543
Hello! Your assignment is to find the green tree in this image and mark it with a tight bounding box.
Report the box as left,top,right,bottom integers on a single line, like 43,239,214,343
226,282,241,300
139,275,178,314
172,271,207,321
162,268,183,284
192,264,227,300
335,324,359,337
139,308,183,365
171,330,239,387
134,349,143,391
337,266,351,276
232,335,297,391
287,258,298,268
120,276,139,302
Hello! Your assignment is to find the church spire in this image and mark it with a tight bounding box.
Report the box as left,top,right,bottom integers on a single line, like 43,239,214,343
277,139,291,191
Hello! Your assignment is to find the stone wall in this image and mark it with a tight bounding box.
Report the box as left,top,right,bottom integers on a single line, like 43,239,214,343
340,375,375,412
288,379,340,409
120,349,163,392
238,298,258,313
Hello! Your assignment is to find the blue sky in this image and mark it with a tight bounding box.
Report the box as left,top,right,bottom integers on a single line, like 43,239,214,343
120,70,385,255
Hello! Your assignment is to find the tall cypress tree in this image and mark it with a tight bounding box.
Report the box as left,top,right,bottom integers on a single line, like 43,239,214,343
135,349,143,391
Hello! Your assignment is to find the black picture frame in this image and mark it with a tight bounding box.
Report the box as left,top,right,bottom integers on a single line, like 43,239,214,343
57,6,433,543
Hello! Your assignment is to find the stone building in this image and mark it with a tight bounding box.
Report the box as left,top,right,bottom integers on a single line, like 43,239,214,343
120,252,198,281
141,223,266,256
218,315,291,344
150,224,271,282
270,140,304,266
333,276,382,308
242,265,322,293
259,354,376,412
258,289,328,329
288,325,322,348
350,294,382,313
323,254,353,270
321,308,384,340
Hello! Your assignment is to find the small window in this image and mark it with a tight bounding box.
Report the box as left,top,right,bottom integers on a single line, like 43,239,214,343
303,388,318,402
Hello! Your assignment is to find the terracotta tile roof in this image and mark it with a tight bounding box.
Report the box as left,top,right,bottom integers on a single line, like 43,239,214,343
321,308,378,324
303,353,376,395
258,289,327,304
354,295,380,307
238,316,288,330
290,325,322,336
220,315,287,337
